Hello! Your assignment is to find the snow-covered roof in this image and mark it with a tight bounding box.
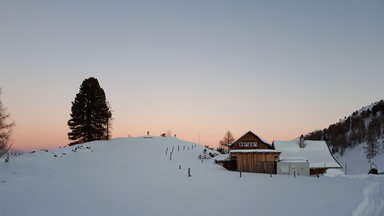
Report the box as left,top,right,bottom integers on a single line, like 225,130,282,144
215,154,231,161
230,149,279,153
273,140,341,169
279,157,308,163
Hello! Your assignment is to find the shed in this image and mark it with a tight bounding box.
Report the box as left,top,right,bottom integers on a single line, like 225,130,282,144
276,157,310,176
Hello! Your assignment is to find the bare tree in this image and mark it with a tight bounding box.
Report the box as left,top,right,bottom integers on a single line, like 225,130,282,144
0,90,15,157
364,121,380,160
219,130,235,149
364,136,379,161
166,129,172,137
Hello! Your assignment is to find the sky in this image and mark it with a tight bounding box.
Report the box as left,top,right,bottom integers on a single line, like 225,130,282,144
1,0,384,151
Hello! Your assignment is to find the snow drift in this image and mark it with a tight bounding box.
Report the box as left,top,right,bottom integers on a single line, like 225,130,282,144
0,136,383,216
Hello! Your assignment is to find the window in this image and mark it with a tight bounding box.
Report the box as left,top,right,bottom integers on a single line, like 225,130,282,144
239,142,257,147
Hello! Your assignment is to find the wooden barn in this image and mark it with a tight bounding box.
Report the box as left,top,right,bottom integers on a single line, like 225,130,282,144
216,131,341,176
225,131,281,174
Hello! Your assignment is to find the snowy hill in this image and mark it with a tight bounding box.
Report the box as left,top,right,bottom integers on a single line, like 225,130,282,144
1,136,383,216
335,139,384,175
305,100,384,174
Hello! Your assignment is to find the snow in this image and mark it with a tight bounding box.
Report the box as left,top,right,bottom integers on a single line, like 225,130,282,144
335,141,384,175
274,140,341,169
279,157,308,162
230,149,279,153
356,101,381,116
353,181,384,216
324,168,345,177
1,136,383,216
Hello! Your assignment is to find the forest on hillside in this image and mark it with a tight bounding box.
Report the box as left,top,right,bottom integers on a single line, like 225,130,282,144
305,100,384,158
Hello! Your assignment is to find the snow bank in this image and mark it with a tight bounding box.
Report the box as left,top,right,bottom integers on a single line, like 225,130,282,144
324,168,345,177
353,181,384,216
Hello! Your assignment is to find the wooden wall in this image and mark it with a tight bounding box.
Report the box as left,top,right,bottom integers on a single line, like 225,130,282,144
217,160,236,171
310,168,327,176
232,152,279,174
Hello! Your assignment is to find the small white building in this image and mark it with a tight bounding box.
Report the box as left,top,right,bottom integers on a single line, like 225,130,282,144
273,136,342,176
277,157,310,176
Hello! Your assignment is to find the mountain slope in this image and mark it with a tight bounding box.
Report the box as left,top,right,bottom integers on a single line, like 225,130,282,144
334,139,384,175
305,100,384,173
1,137,383,216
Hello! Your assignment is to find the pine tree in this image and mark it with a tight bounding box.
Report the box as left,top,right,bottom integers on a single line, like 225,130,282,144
219,130,235,148
67,77,112,145
0,90,14,157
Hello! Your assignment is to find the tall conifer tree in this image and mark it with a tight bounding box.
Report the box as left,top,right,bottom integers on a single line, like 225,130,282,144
68,77,112,145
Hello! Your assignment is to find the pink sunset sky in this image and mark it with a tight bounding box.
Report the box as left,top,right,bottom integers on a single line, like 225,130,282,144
1,1,383,151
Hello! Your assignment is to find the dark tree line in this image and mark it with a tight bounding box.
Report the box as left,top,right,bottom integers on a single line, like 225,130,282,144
305,100,384,158
68,77,112,146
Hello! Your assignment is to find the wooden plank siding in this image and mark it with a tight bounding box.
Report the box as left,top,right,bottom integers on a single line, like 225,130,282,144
215,160,237,171
226,131,281,174
232,152,279,174
310,168,327,176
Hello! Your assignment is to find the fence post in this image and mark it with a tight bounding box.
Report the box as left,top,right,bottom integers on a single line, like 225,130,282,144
345,163,347,175
188,168,191,177
170,151,173,160
165,147,168,155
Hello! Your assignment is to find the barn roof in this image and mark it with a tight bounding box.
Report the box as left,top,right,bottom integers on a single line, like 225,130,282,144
228,131,271,147
273,140,341,169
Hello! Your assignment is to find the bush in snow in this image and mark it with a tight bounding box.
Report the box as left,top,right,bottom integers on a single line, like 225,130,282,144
209,152,216,158
198,149,211,160
216,147,227,154
198,154,211,160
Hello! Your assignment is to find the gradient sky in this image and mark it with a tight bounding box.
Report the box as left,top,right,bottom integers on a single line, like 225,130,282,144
1,0,384,151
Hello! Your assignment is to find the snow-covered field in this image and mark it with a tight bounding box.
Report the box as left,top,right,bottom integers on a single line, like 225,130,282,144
1,137,383,216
